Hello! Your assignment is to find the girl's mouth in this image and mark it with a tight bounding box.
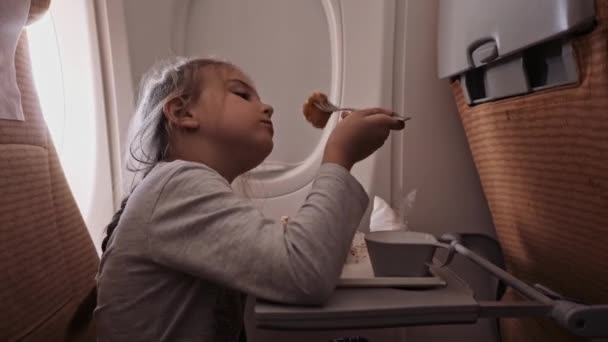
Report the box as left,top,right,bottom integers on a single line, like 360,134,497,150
260,120,274,134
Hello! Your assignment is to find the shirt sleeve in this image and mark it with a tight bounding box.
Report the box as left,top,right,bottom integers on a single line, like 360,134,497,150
145,162,369,305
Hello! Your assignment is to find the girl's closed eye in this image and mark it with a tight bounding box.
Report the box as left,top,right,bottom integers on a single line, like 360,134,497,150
233,90,251,101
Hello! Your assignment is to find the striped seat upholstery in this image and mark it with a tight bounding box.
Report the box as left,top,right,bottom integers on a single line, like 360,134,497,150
0,1,99,341
451,0,608,341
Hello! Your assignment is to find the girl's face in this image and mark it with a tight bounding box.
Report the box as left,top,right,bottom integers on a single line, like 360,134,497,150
187,66,275,175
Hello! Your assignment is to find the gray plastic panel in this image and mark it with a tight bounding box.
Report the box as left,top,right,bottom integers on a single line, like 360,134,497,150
438,0,595,79
460,40,579,105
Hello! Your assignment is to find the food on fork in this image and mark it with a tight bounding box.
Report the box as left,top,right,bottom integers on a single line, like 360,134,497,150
303,92,333,129
303,91,411,129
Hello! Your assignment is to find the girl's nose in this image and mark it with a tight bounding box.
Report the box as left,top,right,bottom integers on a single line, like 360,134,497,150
262,103,274,117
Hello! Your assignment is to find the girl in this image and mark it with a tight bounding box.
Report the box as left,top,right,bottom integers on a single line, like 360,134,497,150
94,57,405,341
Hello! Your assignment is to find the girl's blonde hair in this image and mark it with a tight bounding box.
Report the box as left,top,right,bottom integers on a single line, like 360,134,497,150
125,57,233,189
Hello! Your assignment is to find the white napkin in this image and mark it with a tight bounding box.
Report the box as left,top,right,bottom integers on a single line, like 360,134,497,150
369,196,403,232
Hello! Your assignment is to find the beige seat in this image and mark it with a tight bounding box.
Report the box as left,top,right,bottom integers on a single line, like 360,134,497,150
450,0,608,341
0,0,99,341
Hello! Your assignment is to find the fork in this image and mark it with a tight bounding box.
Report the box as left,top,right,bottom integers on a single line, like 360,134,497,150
313,99,412,122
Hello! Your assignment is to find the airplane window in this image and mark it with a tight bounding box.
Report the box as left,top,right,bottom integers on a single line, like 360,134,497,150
27,13,66,153
28,11,96,219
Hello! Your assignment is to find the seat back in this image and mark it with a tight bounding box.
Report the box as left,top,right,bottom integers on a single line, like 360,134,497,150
0,1,99,341
450,1,608,341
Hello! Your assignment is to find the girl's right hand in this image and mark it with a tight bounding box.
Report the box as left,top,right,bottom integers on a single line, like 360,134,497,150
322,108,405,170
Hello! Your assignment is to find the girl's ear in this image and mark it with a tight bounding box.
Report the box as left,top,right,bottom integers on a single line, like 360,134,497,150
163,96,199,129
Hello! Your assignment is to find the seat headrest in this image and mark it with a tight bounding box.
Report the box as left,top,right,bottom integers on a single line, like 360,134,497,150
0,0,30,122
27,0,51,26
0,0,50,122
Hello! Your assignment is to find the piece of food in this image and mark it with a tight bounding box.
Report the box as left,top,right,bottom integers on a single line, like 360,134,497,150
302,92,333,128
346,231,369,265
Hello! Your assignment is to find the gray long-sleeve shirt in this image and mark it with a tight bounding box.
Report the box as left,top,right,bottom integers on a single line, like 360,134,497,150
94,160,369,342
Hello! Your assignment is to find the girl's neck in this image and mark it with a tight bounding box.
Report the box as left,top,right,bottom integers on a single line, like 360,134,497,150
168,149,241,183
